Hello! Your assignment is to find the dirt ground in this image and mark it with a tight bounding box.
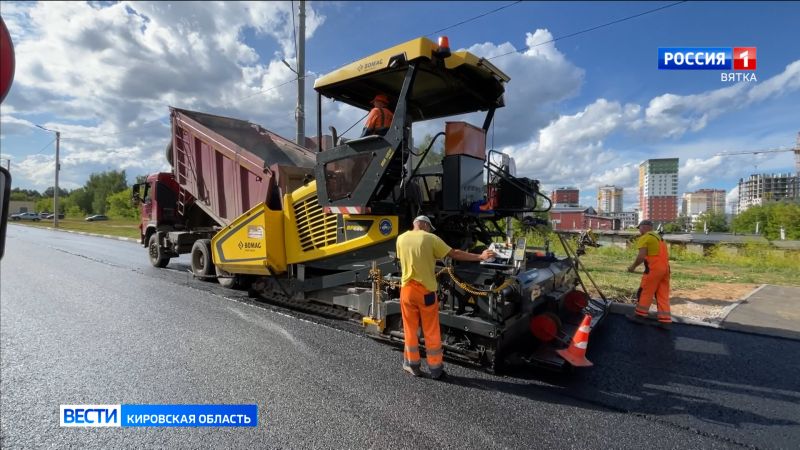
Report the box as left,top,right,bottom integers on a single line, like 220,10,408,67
655,283,758,323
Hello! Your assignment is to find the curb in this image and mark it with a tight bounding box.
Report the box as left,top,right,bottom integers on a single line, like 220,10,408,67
608,302,720,328
608,283,768,330
12,223,140,244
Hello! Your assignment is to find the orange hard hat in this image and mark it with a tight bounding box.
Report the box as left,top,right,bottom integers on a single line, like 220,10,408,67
371,93,389,105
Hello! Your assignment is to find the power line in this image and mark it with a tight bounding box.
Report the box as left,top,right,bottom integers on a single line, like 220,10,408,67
232,1,526,106
714,147,794,156
231,77,302,105
35,137,56,153
425,1,523,37
487,1,688,61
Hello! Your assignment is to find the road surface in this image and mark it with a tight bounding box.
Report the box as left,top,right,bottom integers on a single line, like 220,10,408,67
2,225,798,448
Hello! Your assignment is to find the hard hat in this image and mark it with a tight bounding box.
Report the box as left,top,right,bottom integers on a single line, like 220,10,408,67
371,93,389,105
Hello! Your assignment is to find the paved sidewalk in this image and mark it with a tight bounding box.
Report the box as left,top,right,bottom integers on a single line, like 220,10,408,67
723,284,800,340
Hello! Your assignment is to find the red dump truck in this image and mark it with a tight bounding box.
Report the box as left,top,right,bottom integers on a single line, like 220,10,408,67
133,107,317,287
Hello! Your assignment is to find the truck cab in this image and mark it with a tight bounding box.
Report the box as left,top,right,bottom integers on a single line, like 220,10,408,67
132,172,181,246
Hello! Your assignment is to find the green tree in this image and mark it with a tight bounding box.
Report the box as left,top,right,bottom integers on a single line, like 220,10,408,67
84,170,128,214
66,187,93,214
65,205,84,218
767,201,800,240
10,188,42,200
106,188,139,219
43,186,69,198
732,201,800,239
35,197,52,213
696,210,729,232
413,133,444,168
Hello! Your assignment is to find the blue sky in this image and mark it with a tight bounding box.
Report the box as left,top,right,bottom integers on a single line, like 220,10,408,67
1,1,798,212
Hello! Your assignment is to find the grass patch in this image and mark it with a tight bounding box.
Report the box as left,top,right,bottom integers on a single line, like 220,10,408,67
577,239,800,301
20,217,141,240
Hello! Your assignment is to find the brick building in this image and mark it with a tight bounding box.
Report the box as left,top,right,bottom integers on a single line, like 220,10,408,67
551,187,579,206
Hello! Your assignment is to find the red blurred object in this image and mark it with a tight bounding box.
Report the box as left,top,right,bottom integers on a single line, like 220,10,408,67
564,290,589,314
0,16,15,103
530,312,561,342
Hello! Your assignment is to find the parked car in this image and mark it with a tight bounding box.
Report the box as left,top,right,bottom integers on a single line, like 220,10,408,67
44,213,65,219
11,212,41,221
85,215,108,222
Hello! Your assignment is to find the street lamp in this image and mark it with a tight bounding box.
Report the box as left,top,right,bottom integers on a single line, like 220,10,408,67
35,124,60,228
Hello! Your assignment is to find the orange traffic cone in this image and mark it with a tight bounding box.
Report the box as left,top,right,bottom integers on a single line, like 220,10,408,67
556,314,593,367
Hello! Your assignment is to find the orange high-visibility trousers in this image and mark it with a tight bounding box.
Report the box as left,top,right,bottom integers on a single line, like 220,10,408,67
635,268,671,322
634,239,672,323
400,280,444,376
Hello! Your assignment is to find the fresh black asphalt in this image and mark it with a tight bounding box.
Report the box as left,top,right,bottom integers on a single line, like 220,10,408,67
2,225,798,448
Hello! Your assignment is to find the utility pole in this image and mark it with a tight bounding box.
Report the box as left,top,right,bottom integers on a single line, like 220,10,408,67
54,131,60,228
35,124,60,228
296,0,306,147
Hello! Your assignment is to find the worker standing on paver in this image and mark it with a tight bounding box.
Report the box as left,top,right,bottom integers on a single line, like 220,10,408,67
627,219,672,329
396,216,495,379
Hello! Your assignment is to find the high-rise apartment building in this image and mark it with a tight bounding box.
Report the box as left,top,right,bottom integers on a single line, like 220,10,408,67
639,158,679,221
597,185,623,214
737,173,800,213
682,189,726,216
551,187,579,206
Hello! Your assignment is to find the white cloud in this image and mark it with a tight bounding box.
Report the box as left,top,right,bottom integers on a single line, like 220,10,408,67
489,60,800,208
500,98,640,189
409,29,585,146
2,1,326,189
2,1,798,203
0,115,36,136
634,61,800,138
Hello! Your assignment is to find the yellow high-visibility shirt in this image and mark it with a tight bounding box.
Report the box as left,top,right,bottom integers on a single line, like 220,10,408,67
396,230,452,292
636,231,662,256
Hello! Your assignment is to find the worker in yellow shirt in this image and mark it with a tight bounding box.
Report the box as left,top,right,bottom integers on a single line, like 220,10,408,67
395,216,495,379
627,220,672,329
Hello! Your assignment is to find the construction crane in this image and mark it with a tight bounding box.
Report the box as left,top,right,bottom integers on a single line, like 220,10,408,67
713,132,800,174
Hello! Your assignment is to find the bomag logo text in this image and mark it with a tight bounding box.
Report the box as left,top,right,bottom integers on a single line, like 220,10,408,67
238,241,262,250
358,59,384,72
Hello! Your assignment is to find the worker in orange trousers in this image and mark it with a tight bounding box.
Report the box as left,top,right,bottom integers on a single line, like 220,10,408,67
396,216,495,379
627,220,672,329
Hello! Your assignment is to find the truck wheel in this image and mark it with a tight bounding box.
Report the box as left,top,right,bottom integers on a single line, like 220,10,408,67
191,239,215,280
148,234,169,268
216,266,244,290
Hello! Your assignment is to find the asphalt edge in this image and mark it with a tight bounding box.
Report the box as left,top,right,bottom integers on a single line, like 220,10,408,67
608,302,720,328
11,223,140,244
608,283,780,333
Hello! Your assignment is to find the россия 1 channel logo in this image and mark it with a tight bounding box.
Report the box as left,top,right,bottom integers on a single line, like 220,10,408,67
658,47,757,82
